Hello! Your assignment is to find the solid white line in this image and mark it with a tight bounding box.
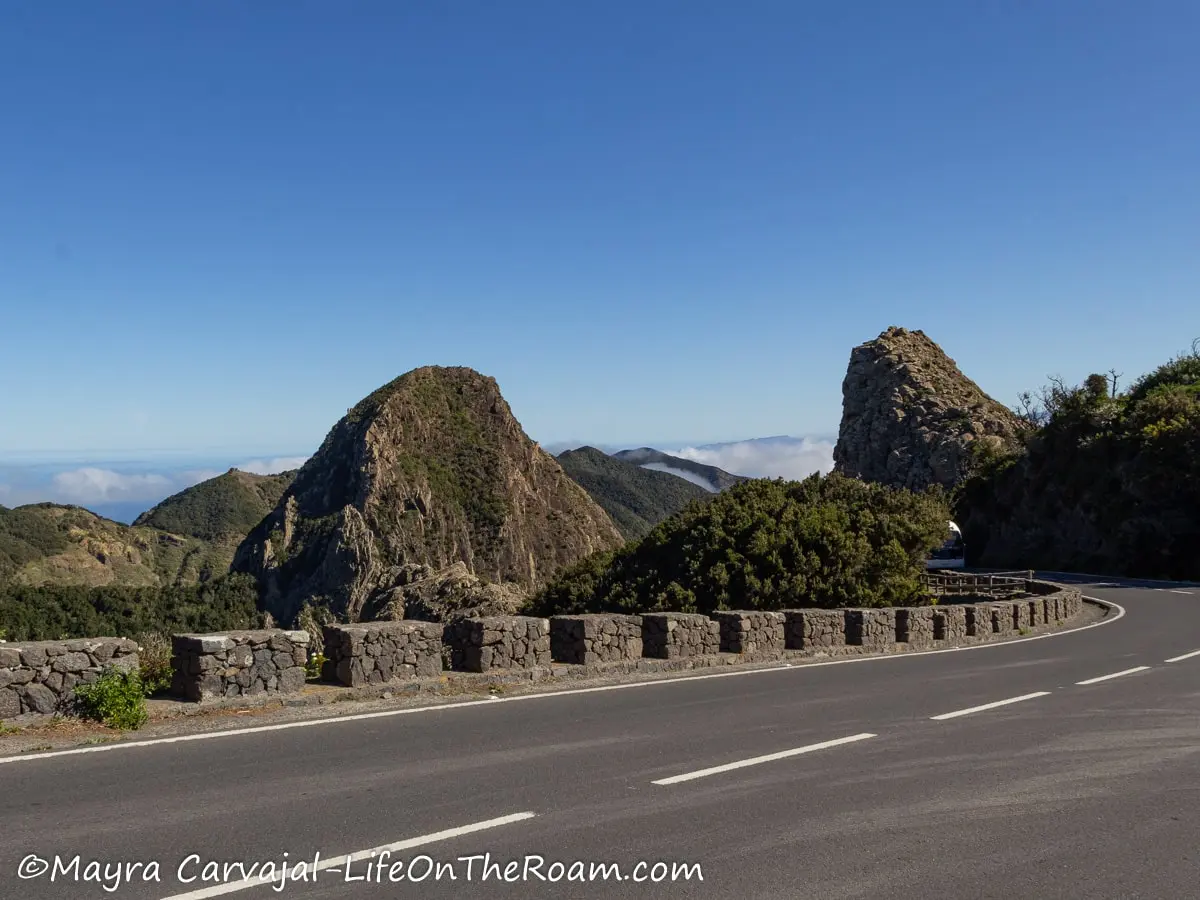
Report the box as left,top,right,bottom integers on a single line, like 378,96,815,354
0,597,1124,767
651,733,877,786
1075,666,1151,685
1165,650,1200,663
930,692,1051,721
1037,570,1200,588
1167,590,1193,595
158,812,537,899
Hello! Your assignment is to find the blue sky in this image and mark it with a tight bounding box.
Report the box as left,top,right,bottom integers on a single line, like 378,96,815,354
2,2,1198,512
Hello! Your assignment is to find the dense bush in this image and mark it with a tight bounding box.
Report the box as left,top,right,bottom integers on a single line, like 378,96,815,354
74,668,150,730
528,473,949,616
957,347,1200,579
0,573,263,641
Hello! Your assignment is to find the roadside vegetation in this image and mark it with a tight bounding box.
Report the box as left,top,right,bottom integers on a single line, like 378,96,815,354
528,472,949,616
956,341,1200,579
0,573,263,641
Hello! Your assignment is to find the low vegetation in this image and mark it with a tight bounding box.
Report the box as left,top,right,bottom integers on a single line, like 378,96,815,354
73,668,150,730
956,342,1200,579
528,472,949,617
0,573,263,641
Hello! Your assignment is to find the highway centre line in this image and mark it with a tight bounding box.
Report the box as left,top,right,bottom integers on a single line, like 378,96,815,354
158,812,538,899
1076,666,1152,685
1164,650,1200,663
651,733,877,786
929,692,1052,721
0,597,1123,768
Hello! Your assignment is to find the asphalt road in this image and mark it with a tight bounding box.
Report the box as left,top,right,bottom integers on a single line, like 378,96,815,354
3,575,1199,899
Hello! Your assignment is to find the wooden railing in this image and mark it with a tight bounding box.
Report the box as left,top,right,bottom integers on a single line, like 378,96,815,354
922,570,1034,598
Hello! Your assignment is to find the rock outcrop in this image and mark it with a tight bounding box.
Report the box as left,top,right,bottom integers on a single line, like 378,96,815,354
232,367,624,625
833,327,1023,491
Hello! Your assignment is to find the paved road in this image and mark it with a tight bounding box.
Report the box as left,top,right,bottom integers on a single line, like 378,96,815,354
3,576,1199,899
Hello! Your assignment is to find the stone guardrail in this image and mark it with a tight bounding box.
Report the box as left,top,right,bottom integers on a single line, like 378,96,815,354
171,630,310,702
0,638,139,718
0,584,1087,719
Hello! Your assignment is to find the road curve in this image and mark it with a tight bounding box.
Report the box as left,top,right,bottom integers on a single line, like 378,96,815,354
3,575,1199,899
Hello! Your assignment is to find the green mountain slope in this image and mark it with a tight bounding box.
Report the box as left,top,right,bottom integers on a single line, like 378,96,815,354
0,503,223,588
557,446,714,541
134,469,295,541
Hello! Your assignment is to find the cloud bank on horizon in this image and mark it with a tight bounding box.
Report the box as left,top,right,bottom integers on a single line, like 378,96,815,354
0,456,311,510
665,436,836,481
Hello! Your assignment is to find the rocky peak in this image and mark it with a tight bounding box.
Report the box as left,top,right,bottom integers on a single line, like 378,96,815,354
833,327,1023,491
232,366,624,625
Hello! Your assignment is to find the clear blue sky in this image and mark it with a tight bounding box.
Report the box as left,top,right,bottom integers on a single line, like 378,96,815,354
3,1,1198,459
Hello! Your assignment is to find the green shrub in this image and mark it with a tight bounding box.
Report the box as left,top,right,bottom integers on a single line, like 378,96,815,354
74,668,150,730
529,473,949,617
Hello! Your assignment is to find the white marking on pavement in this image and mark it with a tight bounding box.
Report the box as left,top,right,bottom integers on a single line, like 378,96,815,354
930,692,1052,720
651,733,877,785
1167,590,1193,595
0,598,1124,767
1165,650,1200,663
1075,666,1151,685
158,812,537,899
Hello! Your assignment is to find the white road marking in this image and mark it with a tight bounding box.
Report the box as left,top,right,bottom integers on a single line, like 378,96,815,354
157,812,537,899
930,692,1052,721
1165,650,1200,663
0,597,1124,767
651,733,877,785
1075,666,1151,685
1167,590,1193,595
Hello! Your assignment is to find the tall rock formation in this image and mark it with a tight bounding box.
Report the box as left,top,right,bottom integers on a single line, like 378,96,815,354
231,367,624,625
833,327,1023,491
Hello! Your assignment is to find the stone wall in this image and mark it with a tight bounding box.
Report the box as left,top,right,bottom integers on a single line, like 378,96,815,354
895,608,935,648
846,609,897,649
322,621,443,687
2,582,1090,721
0,638,138,719
444,616,551,673
932,605,967,641
171,630,310,702
642,613,720,659
783,610,846,650
549,614,643,665
712,610,785,654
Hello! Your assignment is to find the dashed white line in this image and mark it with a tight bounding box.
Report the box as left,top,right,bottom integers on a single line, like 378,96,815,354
157,812,537,899
1167,590,1194,595
1164,650,1200,663
1075,666,1151,685
652,733,877,785
930,692,1052,721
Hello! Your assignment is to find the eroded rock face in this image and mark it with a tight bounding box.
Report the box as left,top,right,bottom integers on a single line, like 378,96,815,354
363,562,527,623
232,367,623,625
833,327,1023,491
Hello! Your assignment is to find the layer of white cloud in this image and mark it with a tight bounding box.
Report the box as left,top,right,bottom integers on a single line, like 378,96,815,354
639,463,718,492
237,456,309,475
50,468,174,504
664,436,835,481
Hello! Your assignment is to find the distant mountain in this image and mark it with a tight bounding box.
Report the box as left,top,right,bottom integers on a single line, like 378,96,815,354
232,366,624,625
134,468,295,542
556,446,714,542
611,448,748,493
0,502,225,588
